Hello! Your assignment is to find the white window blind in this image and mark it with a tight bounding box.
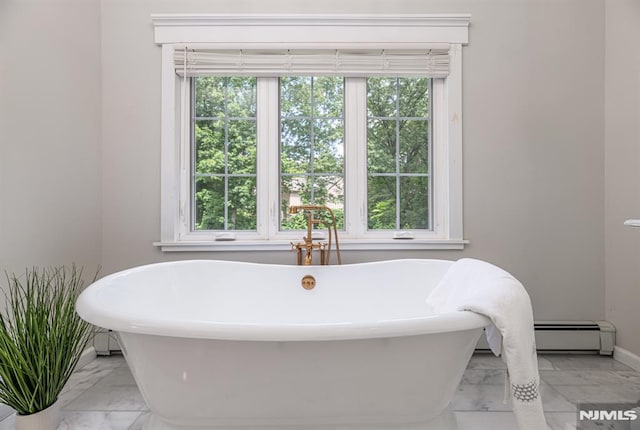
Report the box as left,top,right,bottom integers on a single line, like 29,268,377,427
174,48,450,78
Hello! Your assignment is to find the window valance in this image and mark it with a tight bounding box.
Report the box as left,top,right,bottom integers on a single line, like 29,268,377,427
173,48,450,78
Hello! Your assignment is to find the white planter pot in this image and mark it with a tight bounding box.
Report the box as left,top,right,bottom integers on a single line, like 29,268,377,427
14,400,61,430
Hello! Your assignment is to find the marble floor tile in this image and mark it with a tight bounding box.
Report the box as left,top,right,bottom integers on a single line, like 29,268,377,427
544,412,577,430
451,384,511,412
456,409,579,429
60,367,115,400
64,385,147,412
0,405,12,423
0,415,14,430
79,355,127,371
58,388,91,409
63,368,113,392
93,367,137,387
468,353,554,371
544,355,633,371
461,368,506,385
57,411,142,430
611,370,640,386
453,384,512,411
453,383,575,412
60,355,128,404
128,412,150,430
541,370,631,386
552,384,640,405
537,355,556,370
466,353,507,369
538,385,588,412
455,411,522,429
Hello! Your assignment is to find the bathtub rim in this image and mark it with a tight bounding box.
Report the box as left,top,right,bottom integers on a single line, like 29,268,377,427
76,259,491,342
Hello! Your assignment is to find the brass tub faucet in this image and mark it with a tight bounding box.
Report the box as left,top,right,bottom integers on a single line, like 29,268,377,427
289,205,342,266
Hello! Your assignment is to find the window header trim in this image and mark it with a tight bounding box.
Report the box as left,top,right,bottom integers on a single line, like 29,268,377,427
152,14,471,46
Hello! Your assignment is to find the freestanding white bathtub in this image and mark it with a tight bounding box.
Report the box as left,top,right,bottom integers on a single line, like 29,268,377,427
76,259,490,430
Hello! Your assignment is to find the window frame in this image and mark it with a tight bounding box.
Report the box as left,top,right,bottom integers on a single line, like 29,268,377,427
152,14,470,251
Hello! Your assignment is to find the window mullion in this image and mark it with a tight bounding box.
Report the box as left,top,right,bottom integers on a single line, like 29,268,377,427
178,75,192,239
431,78,448,238
394,78,401,230
223,79,230,230
188,77,196,234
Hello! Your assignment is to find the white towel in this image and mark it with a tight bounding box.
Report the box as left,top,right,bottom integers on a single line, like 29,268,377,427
426,258,547,430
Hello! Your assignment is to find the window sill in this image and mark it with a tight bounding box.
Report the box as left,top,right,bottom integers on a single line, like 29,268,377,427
153,239,468,252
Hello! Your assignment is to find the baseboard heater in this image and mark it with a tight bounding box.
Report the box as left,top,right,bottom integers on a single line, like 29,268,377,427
95,321,616,356
94,330,120,355
476,320,616,355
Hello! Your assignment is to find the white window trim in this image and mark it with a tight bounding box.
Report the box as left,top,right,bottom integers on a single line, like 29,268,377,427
151,14,470,252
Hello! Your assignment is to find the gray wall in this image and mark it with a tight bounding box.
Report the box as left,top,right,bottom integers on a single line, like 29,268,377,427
605,0,640,356
100,0,605,321
0,0,102,276
0,0,610,334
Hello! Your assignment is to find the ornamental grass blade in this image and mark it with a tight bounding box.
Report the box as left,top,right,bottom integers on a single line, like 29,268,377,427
0,266,94,415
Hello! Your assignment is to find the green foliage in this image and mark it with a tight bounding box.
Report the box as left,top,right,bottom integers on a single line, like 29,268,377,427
193,77,258,231
367,175,397,229
281,209,344,231
280,76,345,231
0,266,94,415
369,199,396,230
280,213,309,230
192,75,431,233
367,77,431,230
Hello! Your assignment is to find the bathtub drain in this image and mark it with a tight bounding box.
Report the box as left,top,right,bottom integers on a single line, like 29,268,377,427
301,275,316,290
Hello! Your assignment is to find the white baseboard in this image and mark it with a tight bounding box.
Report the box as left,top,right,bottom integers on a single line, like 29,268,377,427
614,346,640,371
76,346,97,370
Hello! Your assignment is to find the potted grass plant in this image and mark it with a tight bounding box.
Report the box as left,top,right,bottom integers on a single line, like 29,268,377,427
0,266,93,430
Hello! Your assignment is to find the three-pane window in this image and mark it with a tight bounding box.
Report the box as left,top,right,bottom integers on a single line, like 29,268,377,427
191,75,432,238
153,16,468,251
